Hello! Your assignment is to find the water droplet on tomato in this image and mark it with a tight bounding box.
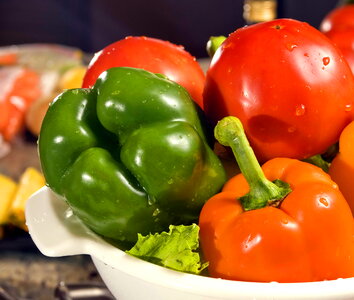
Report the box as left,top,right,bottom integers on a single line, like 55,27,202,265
222,42,233,49
345,104,352,112
286,43,297,51
319,197,329,207
243,90,249,98
295,104,306,116
322,57,330,66
287,126,297,133
281,219,289,225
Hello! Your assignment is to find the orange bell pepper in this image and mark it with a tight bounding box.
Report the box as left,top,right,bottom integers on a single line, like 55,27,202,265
199,116,354,283
329,120,354,214
0,67,41,141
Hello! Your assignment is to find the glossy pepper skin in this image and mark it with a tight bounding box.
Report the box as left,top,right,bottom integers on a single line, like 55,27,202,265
38,67,226,244
199,117,354,283
329,120,354,214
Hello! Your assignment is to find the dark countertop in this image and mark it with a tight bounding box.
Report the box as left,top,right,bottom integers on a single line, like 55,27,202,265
0,132,108,300
0,249,101,300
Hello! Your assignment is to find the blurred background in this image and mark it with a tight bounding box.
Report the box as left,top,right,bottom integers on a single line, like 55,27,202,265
0,0,350,299
0,0,340,58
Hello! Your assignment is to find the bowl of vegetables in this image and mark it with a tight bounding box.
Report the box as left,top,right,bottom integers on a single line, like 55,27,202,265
26,186,354,300
27,18,354,300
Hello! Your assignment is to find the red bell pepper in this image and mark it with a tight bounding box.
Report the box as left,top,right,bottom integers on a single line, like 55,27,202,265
0,67,41,141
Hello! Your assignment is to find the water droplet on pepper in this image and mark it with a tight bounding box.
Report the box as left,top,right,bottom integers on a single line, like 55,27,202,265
345,104,352,112
319,197,329,207
281,218,289,225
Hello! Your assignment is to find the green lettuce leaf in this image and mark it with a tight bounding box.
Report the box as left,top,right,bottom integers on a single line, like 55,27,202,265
126,224,208,274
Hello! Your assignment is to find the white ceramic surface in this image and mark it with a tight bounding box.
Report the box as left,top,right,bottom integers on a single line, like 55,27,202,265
26,187,354,300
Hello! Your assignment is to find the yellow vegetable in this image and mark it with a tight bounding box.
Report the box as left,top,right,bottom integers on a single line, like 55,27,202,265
59,65,86,90
0,174,17,224
9,167,45,230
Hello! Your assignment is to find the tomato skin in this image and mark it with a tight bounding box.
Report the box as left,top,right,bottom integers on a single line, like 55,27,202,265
320,4,354,33
203,19,354,162
320,5,354,73
82,36,205,108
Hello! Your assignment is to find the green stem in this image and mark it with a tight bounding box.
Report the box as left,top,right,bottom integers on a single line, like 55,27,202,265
214,116,291,211
303,154,330,173
206,36,227,58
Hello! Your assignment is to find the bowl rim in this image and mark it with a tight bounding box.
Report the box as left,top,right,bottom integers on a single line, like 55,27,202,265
27,186,354,299
92,248,354,299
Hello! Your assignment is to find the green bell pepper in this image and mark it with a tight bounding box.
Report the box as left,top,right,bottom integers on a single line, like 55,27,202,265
38,67,226,244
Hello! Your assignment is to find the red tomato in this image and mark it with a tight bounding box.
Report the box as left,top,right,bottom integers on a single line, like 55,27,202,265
320,4,354,33
203,19,354,162
82,36,205,108
324,30,354,72
320,4,354,73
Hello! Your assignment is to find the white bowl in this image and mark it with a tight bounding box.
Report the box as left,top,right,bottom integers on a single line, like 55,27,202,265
26,187,354,300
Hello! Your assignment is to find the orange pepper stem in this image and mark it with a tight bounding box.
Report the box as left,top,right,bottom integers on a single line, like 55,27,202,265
214,116,291,211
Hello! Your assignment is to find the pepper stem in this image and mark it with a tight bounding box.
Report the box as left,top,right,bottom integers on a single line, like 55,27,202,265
303,154,330,173
214,116,291,211
206,36,227,58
